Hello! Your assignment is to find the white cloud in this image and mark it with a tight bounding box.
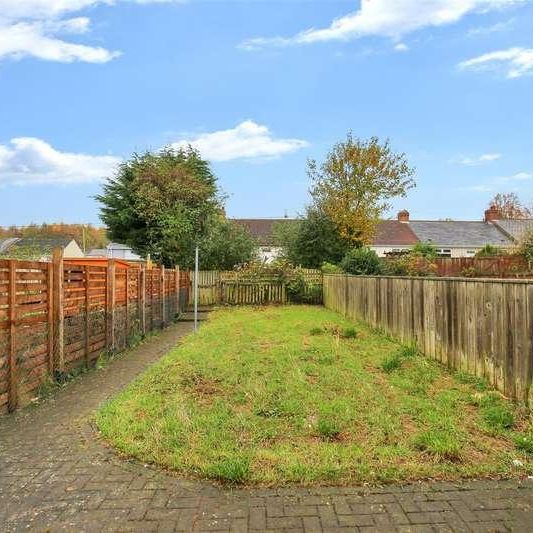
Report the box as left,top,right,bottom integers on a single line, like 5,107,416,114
0,0,184,63
499,171,532,181
459,153,502,166
467,18,515,36
241,0,523,50
172,121,309,162
394,43,409,52
0,137,121,185
0,19,120,63
459,47,533,78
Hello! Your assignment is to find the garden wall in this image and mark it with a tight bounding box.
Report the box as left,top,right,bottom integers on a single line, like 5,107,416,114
323,274,533,406
0,253,189,414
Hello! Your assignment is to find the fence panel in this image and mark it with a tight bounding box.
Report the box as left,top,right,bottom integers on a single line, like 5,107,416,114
190,269,323,306
0,255,189,414
323,274,533,406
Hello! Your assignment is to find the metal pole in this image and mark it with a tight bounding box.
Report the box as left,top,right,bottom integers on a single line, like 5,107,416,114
194,244,199,332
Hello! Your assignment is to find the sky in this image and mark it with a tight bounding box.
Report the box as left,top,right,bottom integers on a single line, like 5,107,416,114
0,0,532,226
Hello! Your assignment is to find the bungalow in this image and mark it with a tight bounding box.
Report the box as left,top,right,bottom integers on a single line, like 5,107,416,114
0,235,84,261
234,207,519,261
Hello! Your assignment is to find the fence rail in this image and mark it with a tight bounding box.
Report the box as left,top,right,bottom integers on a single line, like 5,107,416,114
433,256,532,278
323,274,533,406
0,252,189,413
189,270,322,306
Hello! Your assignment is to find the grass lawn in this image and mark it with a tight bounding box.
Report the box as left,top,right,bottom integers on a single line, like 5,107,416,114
97,306,533,485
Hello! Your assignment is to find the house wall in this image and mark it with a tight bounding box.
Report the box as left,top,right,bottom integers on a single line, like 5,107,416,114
257,246,283,263
372,246,413,257
63,240,84,258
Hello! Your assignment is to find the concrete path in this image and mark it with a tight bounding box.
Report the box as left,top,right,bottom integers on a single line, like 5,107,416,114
1,321,533,532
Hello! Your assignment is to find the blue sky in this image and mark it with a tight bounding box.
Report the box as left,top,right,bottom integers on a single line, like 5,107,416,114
1,0,532,226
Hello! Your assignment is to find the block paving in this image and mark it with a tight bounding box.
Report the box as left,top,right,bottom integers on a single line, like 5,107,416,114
1,321,533,531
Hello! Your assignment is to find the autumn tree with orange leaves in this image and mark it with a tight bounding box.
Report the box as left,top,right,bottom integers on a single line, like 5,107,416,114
308,133,416,247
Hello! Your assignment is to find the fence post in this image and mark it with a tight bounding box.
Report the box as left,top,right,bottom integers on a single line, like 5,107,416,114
106,259,116,352
125,267,130,344
84,265,90,366
47,262,54,375
161,265,166,327
138,266,146,336
7,260,18,412
175,266,180,315
52,248,64,374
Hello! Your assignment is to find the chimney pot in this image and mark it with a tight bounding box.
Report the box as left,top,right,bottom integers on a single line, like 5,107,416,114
398,210,410,223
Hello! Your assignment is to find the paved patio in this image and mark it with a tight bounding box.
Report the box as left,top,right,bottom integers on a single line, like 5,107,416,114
1,321,533,532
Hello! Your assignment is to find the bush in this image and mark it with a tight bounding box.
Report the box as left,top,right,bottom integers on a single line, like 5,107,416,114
385,255,437,277
341,247,382,275
412,242,437,259
476,244,503,258
321,262,344,274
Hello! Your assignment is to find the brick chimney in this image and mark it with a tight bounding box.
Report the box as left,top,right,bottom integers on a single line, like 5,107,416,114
397,210,410,223
484,205,501,223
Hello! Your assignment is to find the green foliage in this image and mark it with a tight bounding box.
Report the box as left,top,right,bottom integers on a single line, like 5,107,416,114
309,327,323,336
411,242,437,259
274,208,350,268
97,147,222,268
317,416,342,440
204,457,250,484
514,434,533,454
321,262,344,274
340,327,357,339
519,228,533,267
385,254,437,277
482,402,515,431
199,217,256,270
414,430,462,462
381,353,403,373
341,247,382,275
475,244,503,258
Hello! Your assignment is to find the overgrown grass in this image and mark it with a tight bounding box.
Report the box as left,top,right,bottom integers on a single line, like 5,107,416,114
96,306,533,485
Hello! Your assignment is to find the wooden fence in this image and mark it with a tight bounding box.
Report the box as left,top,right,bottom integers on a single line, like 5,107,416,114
0,252,189,413
323,274,533,406
433,256,532,278
189,270,322,306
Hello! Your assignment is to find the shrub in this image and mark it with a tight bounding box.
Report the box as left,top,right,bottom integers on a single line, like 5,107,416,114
341,247,383,276
476,244,503,258
412,242,438,259
309,327,323,336
321,261,344,274
518,228,533,268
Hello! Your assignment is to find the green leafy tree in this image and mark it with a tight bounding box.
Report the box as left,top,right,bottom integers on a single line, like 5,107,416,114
411,242,437,259
273,208,351,268
199,216,256,270
97,147,222,267
309,133,416,246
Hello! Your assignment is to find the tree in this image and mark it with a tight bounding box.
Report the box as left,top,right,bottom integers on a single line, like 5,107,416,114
199,216,256,270
273,208,351,268
489,193,532,219
309,133,415,246
97,147,222,268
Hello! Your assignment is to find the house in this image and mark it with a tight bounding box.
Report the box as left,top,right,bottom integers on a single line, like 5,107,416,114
87,242,143,261
232,218,293,263
0,235,84,261
490,219,533,244
234,207,521,261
